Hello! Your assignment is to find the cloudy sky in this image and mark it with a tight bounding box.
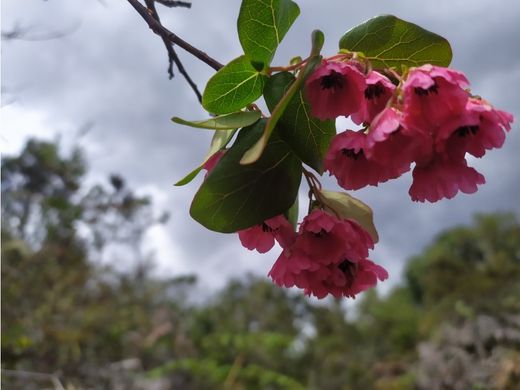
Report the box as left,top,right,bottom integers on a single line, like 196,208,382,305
2,0,520,295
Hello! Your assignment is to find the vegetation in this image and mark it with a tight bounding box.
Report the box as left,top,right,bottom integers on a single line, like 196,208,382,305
2,139,519,389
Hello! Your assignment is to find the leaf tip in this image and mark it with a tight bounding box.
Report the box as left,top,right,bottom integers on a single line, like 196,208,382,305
239,137,266,165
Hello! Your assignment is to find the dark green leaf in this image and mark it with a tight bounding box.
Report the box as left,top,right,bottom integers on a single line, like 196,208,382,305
174,130,237,186
264,72,335,173
319,190,379,243
172,111,261,130
238,0,300,67
190,119,301,233
240,32,324,165
202,55,267,115
339,15,452,70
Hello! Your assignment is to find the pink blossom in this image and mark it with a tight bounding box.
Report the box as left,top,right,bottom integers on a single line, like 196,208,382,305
269,251,388,299
296,210,374,263
268,248,320,288
436,98,514,158
302,258,389,299
409,156,485,203
324,127,410,190
305,60,366,120
352,71,395,125
268,210,386,299
238,215,295,254
366,107,425,167
402,65,469,136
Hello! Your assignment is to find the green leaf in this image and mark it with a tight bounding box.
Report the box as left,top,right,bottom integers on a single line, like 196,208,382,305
238,0,300,67
319,190,379,243
240,31,325,165
190,119,301,233
174,129,237,186
172,111,261,130
264,72,335,173
174,167,203,187
339,15,452,70
202,55,267,115
285,197,299,229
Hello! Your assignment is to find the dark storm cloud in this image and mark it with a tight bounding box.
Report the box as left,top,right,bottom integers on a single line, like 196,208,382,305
2,0,520,289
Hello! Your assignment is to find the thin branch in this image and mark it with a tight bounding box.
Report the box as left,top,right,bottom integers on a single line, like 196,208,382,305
155,0,191,8
143,0,202,102
170,49,202,102
126,0,223,71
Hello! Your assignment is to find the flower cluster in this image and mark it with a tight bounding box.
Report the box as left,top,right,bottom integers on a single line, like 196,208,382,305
203,148,388,299
239,210,388,299
307,61,514,202
202,59,513,300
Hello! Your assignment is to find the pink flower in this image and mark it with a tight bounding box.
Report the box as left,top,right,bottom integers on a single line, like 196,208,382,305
302,258,389,299
402,65,469,136
352,71,395,125
409,155,485,203
324,123,411,190
202,150,225,177
436,98,514,158
305,60,366,120
296,209,373,263
268,210,387,299
366,107,425,166
238,215,295,254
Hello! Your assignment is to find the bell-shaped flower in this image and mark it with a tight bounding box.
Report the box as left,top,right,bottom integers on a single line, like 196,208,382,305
238,215,295,253
305,60,366,120
352,71,395,125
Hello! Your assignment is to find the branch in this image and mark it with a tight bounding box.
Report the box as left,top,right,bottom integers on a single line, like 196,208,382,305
126,0,223,71
144,0,202,102
155,0,191,8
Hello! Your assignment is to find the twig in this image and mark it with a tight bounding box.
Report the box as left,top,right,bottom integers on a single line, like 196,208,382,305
126,0,223,71
143,0,202,102
302,166,341,218
155,0,191,7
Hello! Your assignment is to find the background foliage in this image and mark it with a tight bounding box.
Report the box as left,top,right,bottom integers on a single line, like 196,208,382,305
2,139,520,389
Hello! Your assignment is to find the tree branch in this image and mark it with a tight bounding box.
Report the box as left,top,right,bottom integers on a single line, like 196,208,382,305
144,0,202,102
155,0,191,8
126,0,223,71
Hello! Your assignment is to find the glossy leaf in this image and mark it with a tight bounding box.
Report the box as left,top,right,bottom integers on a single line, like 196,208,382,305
319,190,379,243
238,0,300,68
240,31,324,165
172,111,261,130
174,129,237,186
264,72,335,173
339,15,452,70
202,55,267,115
190,119,301,233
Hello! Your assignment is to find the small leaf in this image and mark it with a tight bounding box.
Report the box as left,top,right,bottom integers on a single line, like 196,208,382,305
319,189,379,243
238,0,300,67
309,29,325,57
202,55,267,115
264,72,336,173
339,15,452,70
190,119,301,233
172,111,261,130
174,129,237,186
285,197,299,229
174,167,203,187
